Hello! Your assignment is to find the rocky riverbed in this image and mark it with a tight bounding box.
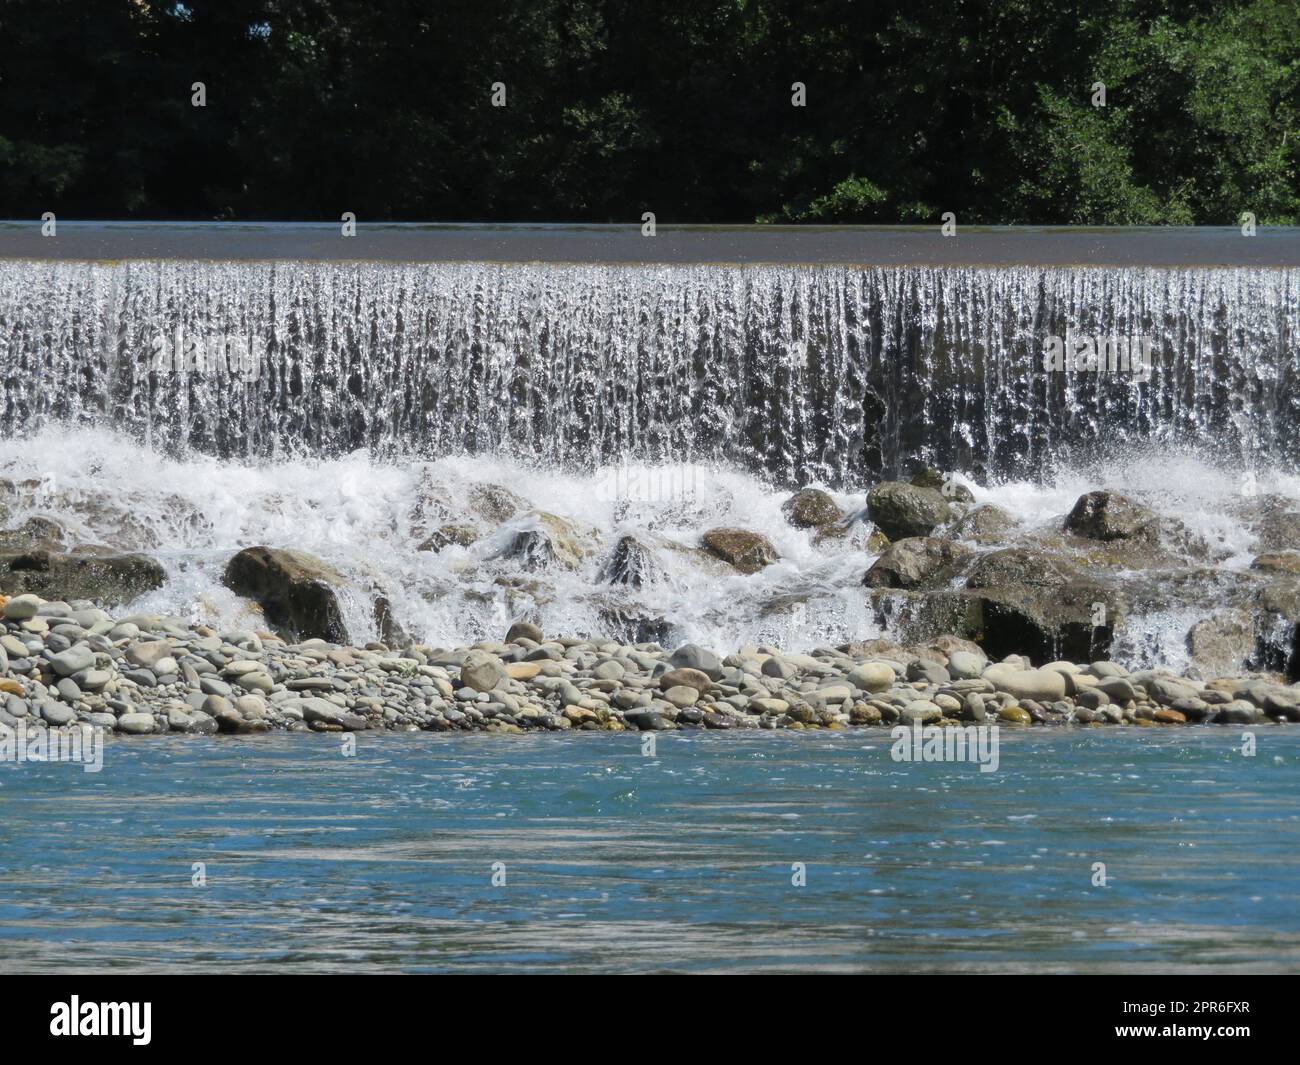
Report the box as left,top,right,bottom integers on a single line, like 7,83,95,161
8,433,1300,697
2,592,1298,737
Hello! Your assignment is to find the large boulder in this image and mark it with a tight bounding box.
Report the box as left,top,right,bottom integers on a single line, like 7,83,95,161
867,482,953,541
947,504,1020,543
909,467,975,503
460,650,507,692
669,643,724,680
863,537,972,590
223,546,349,642
1064,491,1157,541
867,572,1121,665
700,528,779,574
964,547,1080,589
0,549,165,605
781,488,841,529
983,664,1068,702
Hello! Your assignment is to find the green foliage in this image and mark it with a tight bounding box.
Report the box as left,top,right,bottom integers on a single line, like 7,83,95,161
0,0,1294,223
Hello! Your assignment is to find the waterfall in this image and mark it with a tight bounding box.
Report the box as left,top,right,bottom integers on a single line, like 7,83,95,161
2,254,1299,658
2,259,1295,487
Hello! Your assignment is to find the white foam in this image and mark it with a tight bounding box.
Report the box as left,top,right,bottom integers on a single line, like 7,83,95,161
3,428,1296,657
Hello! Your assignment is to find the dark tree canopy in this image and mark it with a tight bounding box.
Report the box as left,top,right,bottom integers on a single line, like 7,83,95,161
1,0,1296,223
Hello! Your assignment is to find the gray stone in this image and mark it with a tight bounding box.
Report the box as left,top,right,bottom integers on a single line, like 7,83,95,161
947,651,986,680
669,643,723,680
460,650,506,693
505,621,545,643
41,702,77,725
2,594,43,620
847,662,895,692
48,644,96,677
866,482,953,541
983,665,1068,702
1064,491,1157,541
55,678,82,704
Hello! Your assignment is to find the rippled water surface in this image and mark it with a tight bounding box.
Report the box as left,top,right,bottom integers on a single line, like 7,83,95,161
1,729,1298,973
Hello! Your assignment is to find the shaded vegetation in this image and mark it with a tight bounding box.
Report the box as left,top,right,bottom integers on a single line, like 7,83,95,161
1,0,1296,222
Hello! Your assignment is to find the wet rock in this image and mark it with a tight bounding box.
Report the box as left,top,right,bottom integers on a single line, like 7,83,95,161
596,605,672,646
0,550,166,605
373,595,409,648
1217,701,1264,724
910,467,975,503
624,710,671,731
864,528,891,552
467,483,526,524
417,523,479,551
406,470,452,539
863,537,972,590
0,516,67,552
782,488,841,529
700,528,779,574
947,504,1020,543
505,621,545,643
866,482,953,540
1064,491,1158,541
223,546,348,643
965,547,1080,589
1238,496,1300,552
1186,611,1254,678
300,698,368,731
912,543,1120,662
505,512,587,570
600,535,661,588
1252,551,1300,575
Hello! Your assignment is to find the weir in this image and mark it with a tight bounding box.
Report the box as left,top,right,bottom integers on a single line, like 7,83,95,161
1,257,1297,487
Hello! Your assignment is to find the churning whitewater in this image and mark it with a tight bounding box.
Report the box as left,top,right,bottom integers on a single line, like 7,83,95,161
2,425,1299,667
